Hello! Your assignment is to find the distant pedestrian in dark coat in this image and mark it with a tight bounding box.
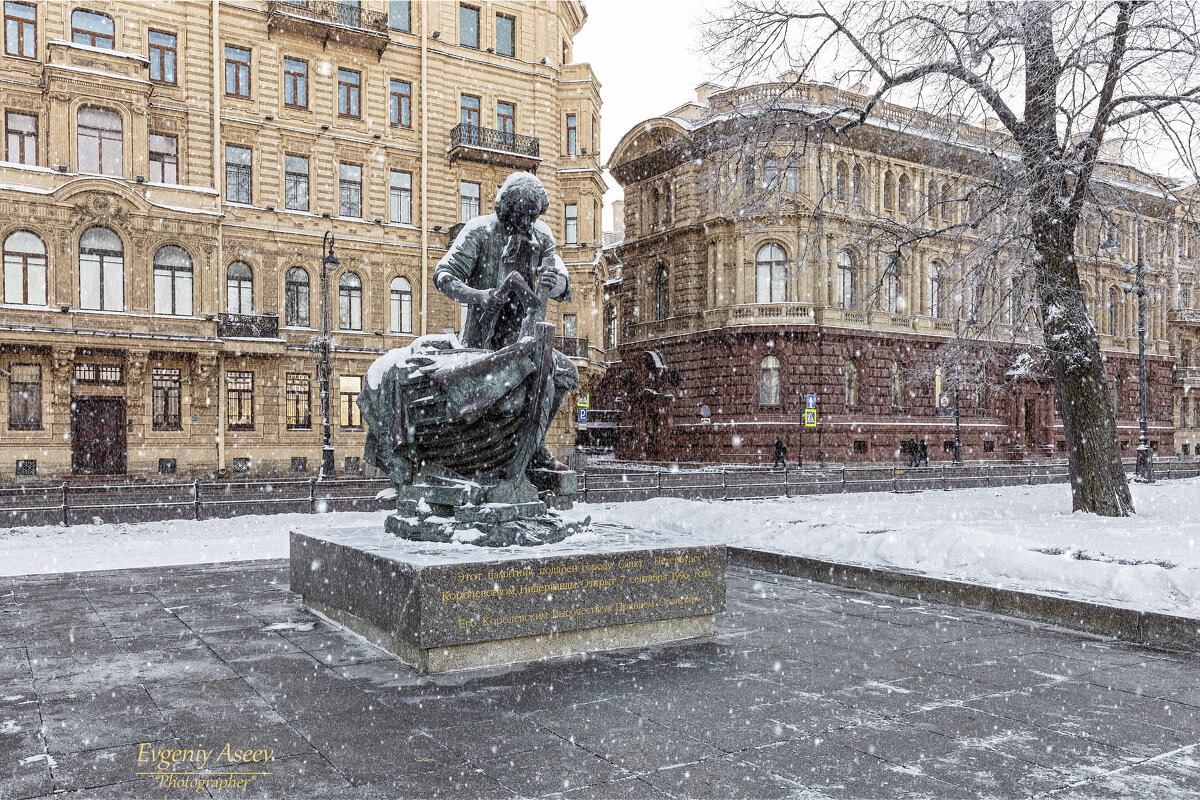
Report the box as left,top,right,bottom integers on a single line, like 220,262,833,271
907,439,919,468
919,440,929,466
773,437,787,468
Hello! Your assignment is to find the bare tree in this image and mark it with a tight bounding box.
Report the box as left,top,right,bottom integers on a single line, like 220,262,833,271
700,0,1200,516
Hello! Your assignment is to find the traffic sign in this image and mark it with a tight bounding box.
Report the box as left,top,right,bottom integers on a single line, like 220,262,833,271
699,404,711,418
938,392,952,409
804,409,817,427
578,409,588,423
806,393,816,409
577,394,590,408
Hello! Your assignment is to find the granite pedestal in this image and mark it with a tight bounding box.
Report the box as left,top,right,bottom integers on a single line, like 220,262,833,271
289,527,726,673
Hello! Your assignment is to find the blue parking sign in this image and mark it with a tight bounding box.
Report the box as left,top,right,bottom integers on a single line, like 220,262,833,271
578,409,587,423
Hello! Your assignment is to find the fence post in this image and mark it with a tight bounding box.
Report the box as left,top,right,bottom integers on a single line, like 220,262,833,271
309,477,317,514
784,467,790,497
61,482,68,526
721,469,727,500
655,469,662,499
892,466,898,493
986,464,991,488
1028,463,1034,486
840,467,846,493
941,465,947,491
581,471,587,503
193,479,201,520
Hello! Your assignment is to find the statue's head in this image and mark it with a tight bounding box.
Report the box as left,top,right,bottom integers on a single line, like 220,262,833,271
495,171,549,237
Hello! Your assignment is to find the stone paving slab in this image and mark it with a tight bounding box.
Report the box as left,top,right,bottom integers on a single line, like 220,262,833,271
0,559,1197,799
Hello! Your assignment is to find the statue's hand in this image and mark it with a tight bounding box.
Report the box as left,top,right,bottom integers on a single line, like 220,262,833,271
473,287,501,309
537,271,560,295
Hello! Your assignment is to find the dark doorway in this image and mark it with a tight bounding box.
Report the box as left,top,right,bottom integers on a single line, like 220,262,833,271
1024,398,1037,449
72,397,126,474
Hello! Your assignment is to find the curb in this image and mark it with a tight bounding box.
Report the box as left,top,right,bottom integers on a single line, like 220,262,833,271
728,546,1200,653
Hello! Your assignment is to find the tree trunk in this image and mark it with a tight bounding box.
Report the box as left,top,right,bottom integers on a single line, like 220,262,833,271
1033,222,1133,516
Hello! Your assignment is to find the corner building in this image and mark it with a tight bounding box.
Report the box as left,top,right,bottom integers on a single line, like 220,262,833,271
598,82,1185,464
0,0,605,478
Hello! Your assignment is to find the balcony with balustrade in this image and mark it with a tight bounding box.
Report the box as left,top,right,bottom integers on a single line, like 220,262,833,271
448,124,541,171
266,1,389,54
218,313,280,339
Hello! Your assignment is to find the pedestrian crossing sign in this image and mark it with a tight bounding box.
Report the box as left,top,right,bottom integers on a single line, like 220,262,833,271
804,409,816,427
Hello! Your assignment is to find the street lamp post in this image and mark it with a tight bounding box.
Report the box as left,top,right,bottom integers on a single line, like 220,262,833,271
318,231,339,479
953,389,963,464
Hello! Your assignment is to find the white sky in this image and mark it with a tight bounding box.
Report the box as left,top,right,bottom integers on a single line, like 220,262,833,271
572,0,719,230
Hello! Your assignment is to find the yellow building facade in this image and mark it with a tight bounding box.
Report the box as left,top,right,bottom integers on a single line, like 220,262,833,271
0,0,606,479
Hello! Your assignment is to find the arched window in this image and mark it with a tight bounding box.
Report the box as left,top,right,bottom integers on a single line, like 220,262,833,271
79,227,123,310
226,261,253,315
755,243,787,303
941,183,952,223
605,304,617,349
390,276,412,334
891,361,903,407
883,256,901,313
284,267,310,327
1108,287,1119,335
835,161,848,201
651,188,660,226
72,9,114,48
664,184,673,222
760,355,781,406
883,171,894,211
929,263,943,318
78,106,122,176
845,359,859,407
3,231,47,306
654,263,669,321
851,164,865,205
339,271,362,330
898,174,911,213
153,245,192,316
836,249,855,309
928,181,940,219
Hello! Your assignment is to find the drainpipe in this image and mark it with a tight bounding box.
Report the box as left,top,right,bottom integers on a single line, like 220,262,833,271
213,0,225,473
419,0,429,335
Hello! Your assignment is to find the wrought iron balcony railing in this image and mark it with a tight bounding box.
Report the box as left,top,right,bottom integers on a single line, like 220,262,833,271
218,313,280,339
555,336,589,358
449,123,540,161
266,0,389,52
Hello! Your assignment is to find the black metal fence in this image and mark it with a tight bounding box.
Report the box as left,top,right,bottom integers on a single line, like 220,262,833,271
1,460,1197,529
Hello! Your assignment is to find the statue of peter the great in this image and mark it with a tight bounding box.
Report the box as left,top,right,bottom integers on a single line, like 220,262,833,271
433,171,578,473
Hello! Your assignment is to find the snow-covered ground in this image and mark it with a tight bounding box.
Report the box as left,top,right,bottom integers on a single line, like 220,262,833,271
2,479,1198,617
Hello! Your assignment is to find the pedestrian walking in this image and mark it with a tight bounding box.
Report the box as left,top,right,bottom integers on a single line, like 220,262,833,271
773,437,788,468
919,440,929,467
906,438,919,468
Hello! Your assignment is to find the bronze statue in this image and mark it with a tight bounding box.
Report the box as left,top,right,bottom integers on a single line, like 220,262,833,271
358,171,586,546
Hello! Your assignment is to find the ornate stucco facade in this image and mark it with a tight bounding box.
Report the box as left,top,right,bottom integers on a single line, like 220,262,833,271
0,0,605,478
594,82,1190,464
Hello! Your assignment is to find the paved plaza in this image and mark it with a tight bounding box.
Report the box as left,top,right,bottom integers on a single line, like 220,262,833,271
1,560,1198,799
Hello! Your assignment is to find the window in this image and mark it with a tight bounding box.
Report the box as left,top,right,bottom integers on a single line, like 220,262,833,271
232,457,251,473
760,355,781,406
651,189,660,226
390,276,412,333
285,267,310,327
984,440,995,453
930,266,943,318
389,170,412,223
566,114,577,155
836,250,855,309
225,145,251,203
159,458,176,475
339,163,362,217
898,174,910,213
148,30,176,84
153,245,192,316
4,112,36,166
149,134,177,184
654,263,669,321
883,171,894,211
4,2,35,58
845,359,859,407
854,441,868,455
388,0,410,32
460,94,480,127
3,230,45,306
565,204,578,245
74,363,122,384
459,4,479,48
1194,397,1200,430
339,272,362,330
79,227,123,311
835,162,848,200
891,361,903,407
340,375,363,428
78,106,121,176
225,45,250,97
284,154,309,211
152,368,181,430
497,101,515,146
226,261,252,314
1107,287,1119,335
605,305,617,349
460,181,480,222
291,457,308,472
496,13,515,57
286,373,311,429
389,79,411,127
335,0,361,26
944,440,955,454
337,68,360,118
72,9,112,48
283,58,308,109
226,371,253,430
756,243,787,303
763,157,779,191
883,256,901,313
852,164,865,205
785,164,799,193
8,364,40,430
1181,285,1191,309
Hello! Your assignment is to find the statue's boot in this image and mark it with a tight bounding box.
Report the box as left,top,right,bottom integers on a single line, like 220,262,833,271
530,446,569,472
